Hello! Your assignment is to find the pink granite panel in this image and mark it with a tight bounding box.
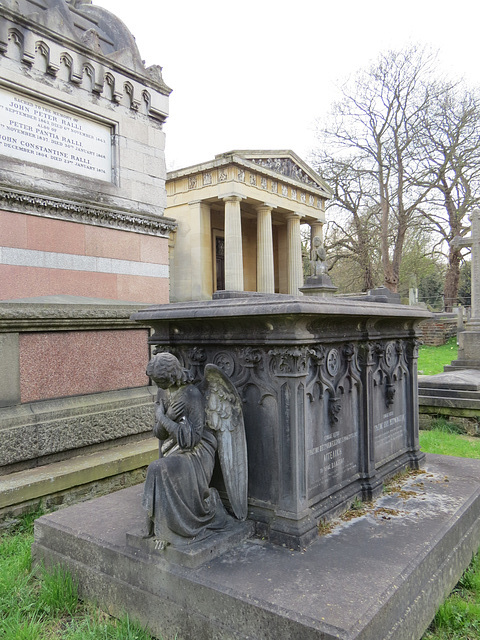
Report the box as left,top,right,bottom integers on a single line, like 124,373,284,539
19,329,150,403
139,235,169,264
0,210,28,247
0,265,117,300
116,274,169,304
26,215,86,254
85,225,141,261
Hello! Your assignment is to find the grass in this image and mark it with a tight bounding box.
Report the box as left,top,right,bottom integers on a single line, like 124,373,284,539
420,426,480,458
0,511,157,640
420,426,480,639
418,336,458,375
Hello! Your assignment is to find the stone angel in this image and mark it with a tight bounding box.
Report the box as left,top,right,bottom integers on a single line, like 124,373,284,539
141,352,248,547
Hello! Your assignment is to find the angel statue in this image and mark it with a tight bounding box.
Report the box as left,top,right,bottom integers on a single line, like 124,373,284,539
141,352,248,548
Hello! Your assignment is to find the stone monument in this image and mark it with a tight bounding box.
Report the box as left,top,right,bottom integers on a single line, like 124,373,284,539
131,294,427,548
446,209,480,369
300,235,338,296
0,0,174,520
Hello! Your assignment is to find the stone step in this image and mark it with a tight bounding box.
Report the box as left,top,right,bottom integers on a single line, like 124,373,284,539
419,387,480,400
0,438,158,510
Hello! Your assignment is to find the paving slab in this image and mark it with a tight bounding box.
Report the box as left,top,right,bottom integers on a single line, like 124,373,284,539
33,454,480,640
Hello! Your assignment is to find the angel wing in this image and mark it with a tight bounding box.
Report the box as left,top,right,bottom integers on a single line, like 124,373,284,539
204,364,248,521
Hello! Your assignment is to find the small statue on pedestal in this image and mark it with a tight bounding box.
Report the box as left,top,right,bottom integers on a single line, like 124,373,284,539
141,352,247,548
300,235,338,296
310,235,328,277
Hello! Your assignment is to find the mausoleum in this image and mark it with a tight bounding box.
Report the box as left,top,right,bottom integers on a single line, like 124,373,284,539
0,0,173,518
167,150,331,301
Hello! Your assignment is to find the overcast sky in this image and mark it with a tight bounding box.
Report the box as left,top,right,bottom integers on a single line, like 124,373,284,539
95,0,480,171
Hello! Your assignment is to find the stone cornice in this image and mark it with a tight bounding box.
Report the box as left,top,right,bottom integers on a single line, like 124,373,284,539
0,187,177,237
0,300,152,332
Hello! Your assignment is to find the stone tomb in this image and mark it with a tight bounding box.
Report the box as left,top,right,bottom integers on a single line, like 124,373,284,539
131,294,429,548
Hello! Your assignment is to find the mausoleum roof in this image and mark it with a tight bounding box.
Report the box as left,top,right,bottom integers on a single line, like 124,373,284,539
0,0,171,94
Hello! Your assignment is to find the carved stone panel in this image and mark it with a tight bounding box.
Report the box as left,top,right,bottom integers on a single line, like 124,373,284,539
306,344,361,499
369,340,409,466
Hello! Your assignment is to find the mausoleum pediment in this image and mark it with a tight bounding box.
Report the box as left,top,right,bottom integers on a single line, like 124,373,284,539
216,150,331,196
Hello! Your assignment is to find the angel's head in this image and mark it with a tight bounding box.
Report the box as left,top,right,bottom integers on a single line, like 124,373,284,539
146,353,188,389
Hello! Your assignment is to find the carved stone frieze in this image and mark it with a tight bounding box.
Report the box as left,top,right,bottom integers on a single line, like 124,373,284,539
0,188,177,237
307,343,361,427
250,157,320,188
269,347,309,377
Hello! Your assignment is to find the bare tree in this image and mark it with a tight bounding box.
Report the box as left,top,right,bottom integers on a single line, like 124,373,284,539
418,86,480,310
318,153,379,291
314,46,439,293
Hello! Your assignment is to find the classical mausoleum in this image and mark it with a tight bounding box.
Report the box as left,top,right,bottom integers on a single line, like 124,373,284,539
167,150,331,301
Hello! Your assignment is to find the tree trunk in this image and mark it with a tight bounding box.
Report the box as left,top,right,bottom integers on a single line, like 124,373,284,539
444,246,462,312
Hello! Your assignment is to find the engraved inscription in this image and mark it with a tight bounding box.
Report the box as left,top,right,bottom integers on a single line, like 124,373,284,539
0,88,112,181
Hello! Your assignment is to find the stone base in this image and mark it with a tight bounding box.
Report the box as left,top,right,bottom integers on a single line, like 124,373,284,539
418,369,480,418
300,274,338,297
33,454,480,640
127,520,254,570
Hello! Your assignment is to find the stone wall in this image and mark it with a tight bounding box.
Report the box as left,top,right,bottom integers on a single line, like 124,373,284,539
0,1,169,516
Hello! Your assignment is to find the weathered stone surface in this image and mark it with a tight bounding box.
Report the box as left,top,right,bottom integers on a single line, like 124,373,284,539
32,454,480,640
1,437,157,511
419,369,480,391
132,295,429,548
0,386,155,469
0,333,20,407
418,369,480,422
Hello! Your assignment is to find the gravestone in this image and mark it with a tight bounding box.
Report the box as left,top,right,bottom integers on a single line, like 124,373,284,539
33,294,480,640
0,0,174,517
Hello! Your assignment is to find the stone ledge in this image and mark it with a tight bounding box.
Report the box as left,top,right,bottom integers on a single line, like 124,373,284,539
0,386,156,469
0,437,158,510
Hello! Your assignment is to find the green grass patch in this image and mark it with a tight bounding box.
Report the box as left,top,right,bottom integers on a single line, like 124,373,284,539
419,429,480,458
418,336,458,375
420,429,480,638
0,511,160,640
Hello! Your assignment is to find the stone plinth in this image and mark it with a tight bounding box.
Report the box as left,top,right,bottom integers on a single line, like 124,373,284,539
32,454,480,640
300,274,338,296
132,295,429,548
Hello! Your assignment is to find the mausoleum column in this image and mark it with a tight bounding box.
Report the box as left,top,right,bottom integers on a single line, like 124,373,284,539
256,204,275,293
310,222,323,243
286,213,303,295
188,200,212,300
223,195,244,292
